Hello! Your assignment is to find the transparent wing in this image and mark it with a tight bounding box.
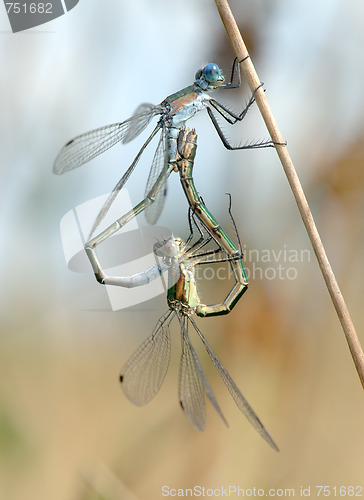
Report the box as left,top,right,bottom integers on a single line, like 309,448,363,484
122,103,161,144
144,127,168,225
54,103,162,174
190,316,279,451
178,316,206,431
88,122,162,238
177,313,227,431
120,311,172,406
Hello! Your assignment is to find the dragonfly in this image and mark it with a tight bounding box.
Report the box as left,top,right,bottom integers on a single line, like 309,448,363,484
117,206,278,450
54,58,276,276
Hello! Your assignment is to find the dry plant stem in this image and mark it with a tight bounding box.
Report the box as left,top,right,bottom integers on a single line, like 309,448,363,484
215,0,364,389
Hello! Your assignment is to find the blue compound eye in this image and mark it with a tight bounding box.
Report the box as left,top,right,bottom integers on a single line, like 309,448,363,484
203,63,221,83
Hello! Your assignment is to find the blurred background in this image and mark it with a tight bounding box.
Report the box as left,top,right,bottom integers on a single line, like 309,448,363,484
1,0,364,498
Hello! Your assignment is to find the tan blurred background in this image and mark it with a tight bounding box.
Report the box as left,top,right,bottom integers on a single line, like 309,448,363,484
1,0,364,499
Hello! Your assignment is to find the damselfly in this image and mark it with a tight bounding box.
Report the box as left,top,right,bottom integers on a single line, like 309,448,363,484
117,208,278,450
54,58,274,246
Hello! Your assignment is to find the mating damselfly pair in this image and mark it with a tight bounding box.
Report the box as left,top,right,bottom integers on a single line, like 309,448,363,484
54,58,278,450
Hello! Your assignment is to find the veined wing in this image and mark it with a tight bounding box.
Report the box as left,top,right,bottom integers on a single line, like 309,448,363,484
177,312,227,431
190,316,279,451
178,314,206,431
144,127,169,225
88,122,162,238
54,103,162,174
120,311,172,406
122,103,162,144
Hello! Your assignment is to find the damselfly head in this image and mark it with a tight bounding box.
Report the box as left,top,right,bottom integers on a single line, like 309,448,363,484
195,63,224,90
154,237,183,261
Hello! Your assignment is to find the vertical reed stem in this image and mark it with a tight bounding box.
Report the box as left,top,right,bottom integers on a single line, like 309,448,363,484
215,0,364,389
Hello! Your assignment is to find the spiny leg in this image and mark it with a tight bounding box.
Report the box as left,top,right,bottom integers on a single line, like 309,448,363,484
182,205,244,270
207,105,276,151
208,77,284,150
184,207,222,258
208,83,260,124
216,56,251,91
218,57,241,90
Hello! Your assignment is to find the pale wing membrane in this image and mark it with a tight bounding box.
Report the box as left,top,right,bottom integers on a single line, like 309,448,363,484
178,316,206,431
188,317,228,427
177,313,227,431
144,128,168,225
88,122,162,238
53,103,161,174
122,103,161,144
120,311,172,406
190,316,279,451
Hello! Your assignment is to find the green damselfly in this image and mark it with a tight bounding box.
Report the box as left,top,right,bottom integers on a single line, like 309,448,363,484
118,209,278,450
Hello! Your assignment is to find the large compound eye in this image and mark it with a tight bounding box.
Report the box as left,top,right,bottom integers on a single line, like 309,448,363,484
195,68,202,80
203,63,221,83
